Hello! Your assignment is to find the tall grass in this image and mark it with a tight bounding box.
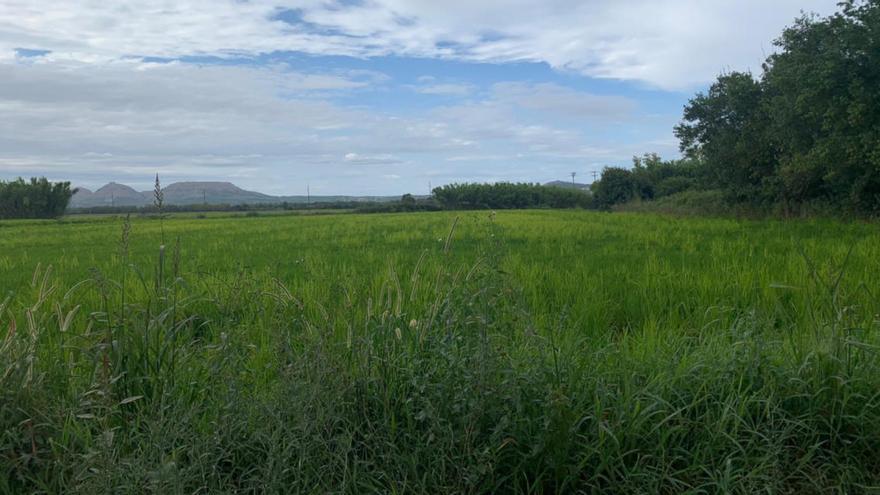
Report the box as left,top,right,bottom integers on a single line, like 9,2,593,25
0,211,879,492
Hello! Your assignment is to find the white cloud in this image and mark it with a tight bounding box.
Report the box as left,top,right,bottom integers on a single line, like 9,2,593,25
0,58,370,158
344,152,401,165
427,83,639,152
490,82,636,120
0,0,837,89
0,54,668,192
1,57,649,192
5,0,802,193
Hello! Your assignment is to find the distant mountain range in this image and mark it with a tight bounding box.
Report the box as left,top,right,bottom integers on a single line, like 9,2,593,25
70,180,589,208
70,181,397,208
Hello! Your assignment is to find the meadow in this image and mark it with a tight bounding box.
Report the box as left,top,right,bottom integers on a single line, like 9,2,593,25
1,210,879,493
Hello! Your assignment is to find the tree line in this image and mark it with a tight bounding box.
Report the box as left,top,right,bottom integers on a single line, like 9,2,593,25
593,0,880,216
432,182,592,210
0,178,75,219
68,200,383,215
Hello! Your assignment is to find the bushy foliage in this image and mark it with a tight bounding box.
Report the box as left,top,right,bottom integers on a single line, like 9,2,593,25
0,177,75,219
592,167,635,209
675,72,777,205
764,0,880,213
432,182,591,210
596,1,880,216
688,1,879,213
593,155,702,209
356,195,442,213
614,189,734,216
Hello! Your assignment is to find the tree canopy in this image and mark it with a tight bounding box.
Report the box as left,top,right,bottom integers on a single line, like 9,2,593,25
594,0,880,215
0,177,76,219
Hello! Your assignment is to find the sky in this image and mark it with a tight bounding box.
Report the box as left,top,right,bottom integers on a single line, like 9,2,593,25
0,1,838,196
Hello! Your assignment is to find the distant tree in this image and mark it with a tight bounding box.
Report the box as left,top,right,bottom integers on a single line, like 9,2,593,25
432,183,591,210
0,177,75,219
592,167,636,209
629,153,664,200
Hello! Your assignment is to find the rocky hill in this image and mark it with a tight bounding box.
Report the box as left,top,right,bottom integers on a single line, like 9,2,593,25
69,181,396,208
71,182,150,207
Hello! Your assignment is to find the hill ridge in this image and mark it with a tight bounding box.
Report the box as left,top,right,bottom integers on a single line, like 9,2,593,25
69,181,396,208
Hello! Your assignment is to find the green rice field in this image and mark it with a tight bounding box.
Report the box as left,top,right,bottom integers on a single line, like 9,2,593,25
1,210,879,493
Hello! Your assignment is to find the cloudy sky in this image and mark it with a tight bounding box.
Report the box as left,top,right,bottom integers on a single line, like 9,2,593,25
0,1,836,195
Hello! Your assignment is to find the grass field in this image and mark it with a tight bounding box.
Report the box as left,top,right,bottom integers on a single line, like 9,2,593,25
1,210,879,493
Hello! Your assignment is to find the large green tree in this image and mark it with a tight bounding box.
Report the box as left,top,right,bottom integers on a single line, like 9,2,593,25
763,0,880,212
674,72,778,204
673,0,880,214
592,1,880,215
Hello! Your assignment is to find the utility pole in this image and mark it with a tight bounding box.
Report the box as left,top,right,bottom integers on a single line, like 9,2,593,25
591,171,598,182
570,172,576,186
428,181,432,196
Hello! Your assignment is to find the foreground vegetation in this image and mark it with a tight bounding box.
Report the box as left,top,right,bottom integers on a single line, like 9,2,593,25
1,210,879,493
